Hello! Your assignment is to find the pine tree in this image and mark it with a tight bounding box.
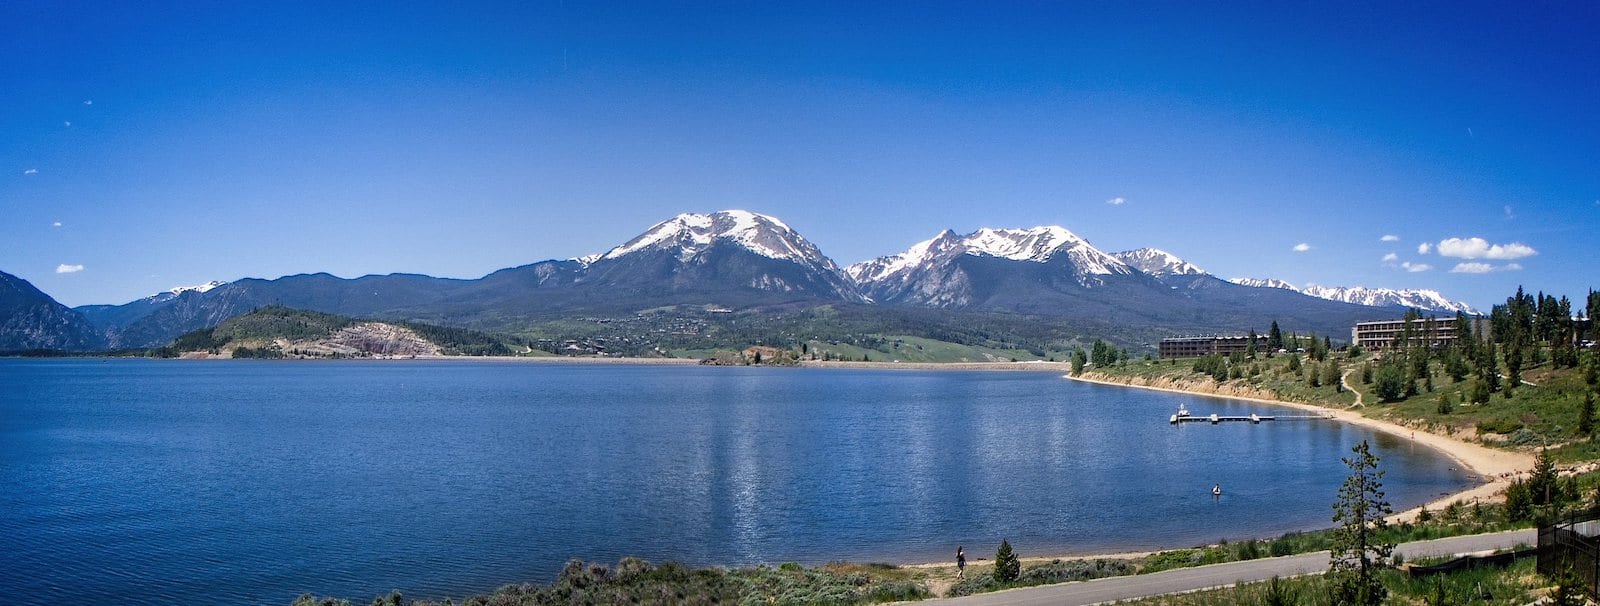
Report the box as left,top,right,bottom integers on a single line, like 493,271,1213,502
1329,440,1393,606
1579,392,1595,438
1268,321,1283,351
993,539,1020,583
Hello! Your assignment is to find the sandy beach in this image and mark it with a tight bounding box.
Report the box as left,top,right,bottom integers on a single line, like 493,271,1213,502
900,371,1534,596
1065,372,1534,522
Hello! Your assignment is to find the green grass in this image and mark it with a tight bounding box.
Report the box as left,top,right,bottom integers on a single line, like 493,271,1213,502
1115,556,1543,605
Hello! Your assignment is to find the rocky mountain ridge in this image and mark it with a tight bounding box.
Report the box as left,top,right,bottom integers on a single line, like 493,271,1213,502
4,210,1477,352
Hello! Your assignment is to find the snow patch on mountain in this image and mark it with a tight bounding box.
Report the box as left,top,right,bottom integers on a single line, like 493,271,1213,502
1112,248,1207,277
602,210,835,269
147,280,227,303
1230,277,1476,313
1229,277,1300,291
1301,285,1478,314
844,230,961,284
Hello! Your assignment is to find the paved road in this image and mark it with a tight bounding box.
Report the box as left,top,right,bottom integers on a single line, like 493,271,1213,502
927,529,1537,606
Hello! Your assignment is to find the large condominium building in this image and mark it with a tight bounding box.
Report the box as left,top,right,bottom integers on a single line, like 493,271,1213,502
1158,335,1255,359
1351,316,1488,350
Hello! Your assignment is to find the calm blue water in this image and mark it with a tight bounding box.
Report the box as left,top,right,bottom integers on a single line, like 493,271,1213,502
0,359,1472,605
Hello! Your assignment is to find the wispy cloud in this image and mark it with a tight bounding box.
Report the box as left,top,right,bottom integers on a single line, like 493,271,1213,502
1380,235,1400,242
24,168,38,175
1504,263,1523,271
83,100,93,106
52,221,62,228
1503,205,1515,220
1417,243,1432,255
1292,243,1312,252
1381,253,1399,263
1105,196,1126,206
1401,262,1432,273
1436,237,1536,260
56,264,85,274
1451,262,1494,274
64,121,72,127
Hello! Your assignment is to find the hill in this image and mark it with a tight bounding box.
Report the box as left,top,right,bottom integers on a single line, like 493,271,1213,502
159,306,521,359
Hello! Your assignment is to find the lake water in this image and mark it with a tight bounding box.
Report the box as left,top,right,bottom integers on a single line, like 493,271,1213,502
0,359,1473,605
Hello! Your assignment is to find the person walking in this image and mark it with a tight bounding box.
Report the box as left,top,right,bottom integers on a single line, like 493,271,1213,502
956,546,967,579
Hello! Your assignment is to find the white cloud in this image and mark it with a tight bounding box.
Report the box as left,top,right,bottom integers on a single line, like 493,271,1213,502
1401,262,1432,273
64,121,72,127
1417,243,1432,255
1450,262,1494,274
55,264,85,274
1504,263,1523,271
1105,196,1126,206
1503,205,1515,220
1380,234,1400,242
1436,237,1537,260
52,221,62,228
1381,253,1399,263
24,168,38,175
83,100,92,106
1292,243,1312,252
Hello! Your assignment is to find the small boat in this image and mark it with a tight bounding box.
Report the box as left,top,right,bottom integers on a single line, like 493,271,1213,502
1212,484,1222,496
1170,404,1192,423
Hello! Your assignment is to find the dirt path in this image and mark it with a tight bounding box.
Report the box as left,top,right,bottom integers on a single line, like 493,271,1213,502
1340,369,1364,408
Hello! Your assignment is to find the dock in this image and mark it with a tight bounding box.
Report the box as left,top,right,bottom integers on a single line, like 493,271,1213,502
1169,412,1333,425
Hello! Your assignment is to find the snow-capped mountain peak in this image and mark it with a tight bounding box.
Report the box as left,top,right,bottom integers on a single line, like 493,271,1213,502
963,226,1087,262
146,280,227,303
601,210,836,269
1229,277,1300,291
1229,277,1477,313
844,229,961,284
1112,248,1207,277
1300,284,1478,314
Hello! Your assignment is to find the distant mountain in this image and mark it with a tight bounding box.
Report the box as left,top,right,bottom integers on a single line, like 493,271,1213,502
0,270,102,351
1111,248,1207,278
2,210,1485,354
1227,277,1476,314
579,210,865,304
1300,285,1477,315
846,226,1140,308
1228,277,1299,291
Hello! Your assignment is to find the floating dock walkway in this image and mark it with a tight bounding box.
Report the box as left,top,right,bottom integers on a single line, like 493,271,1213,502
1169,412,1334,425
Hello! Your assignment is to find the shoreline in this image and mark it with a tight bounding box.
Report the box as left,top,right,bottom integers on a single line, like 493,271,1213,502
897,371,1533,575
1065,372,1532,522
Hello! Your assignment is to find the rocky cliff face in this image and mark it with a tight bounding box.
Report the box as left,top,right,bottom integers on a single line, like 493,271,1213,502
0,270,102,351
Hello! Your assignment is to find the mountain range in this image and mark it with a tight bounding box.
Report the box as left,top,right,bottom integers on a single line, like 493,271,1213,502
1226,278,1478,315
1,210,1475,354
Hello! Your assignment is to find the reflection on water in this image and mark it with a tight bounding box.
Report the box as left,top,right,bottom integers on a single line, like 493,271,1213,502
0,359,1474,605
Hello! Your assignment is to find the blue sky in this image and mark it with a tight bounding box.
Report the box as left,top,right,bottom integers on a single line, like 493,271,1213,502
3,2,1596,310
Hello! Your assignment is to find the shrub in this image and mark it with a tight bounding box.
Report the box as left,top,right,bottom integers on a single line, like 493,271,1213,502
994,540,1020,583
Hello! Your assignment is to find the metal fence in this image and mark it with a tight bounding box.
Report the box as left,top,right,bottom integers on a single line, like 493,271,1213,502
1538,508,1600,598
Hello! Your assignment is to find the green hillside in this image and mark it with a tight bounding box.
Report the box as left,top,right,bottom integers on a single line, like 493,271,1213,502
157,306,520,358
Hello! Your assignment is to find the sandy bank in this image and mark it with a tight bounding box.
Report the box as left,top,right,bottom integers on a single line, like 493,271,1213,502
1067,371,1533,522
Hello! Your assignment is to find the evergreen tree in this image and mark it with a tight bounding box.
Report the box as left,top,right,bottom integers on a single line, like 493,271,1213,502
1268,321,1283,351
1505,345,1523,389
1469,377,1491,404
993,539,1020,583
1324,360,1343,392
1436,393,1454,415
1578,392,1595,438
1329,440,1393,606
1287,354,1301,373
1247,329,1259,359
1070,348,1087,375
